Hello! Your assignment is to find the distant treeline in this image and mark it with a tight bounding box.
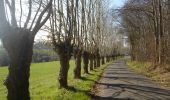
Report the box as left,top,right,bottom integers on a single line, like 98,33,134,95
0,42,59,67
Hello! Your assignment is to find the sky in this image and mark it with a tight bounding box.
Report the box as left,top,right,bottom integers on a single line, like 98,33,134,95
0,0,126,45
35,0,126,40
110,0,126,8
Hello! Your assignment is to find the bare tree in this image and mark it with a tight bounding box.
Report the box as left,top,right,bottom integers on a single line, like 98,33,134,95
49,0,76,88
0,0,52,99
120,0,170,66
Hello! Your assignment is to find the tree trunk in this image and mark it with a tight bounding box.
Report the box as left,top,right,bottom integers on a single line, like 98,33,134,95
158,0,164,65
93,55,97,68
101,57,105,65
155,37,159,64
96,49,100,67
160,36,165,64
109,56,112,61
2,29,34,100
58,42,71,88
97,54,100,67
112,55,115,60
83,51,89,74
74,49,82,79
89,54,94,70
106,56,109,62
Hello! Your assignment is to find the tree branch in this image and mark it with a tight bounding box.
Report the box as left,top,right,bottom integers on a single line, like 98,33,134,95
29,0,42,30
10,0,17,27
32,0,52,35
24,0,32,28
0,0,10,36
19,0,23,27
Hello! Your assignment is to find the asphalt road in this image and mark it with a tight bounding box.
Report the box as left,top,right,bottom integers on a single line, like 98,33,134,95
91,59,170,100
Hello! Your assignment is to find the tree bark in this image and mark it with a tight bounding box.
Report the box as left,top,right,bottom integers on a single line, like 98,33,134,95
2,29,34,100
97,53,100,67
58,41,71,88
89,53,94,70
83,51,89,74
106,56,109,62
93,55,97,68
101,56,105,65
74,49,82,79
112,55,115,61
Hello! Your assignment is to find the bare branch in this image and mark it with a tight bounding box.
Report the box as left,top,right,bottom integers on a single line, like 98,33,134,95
0,0,10,35
19,0,23,27
11,0,17,26
5,0,11,9
24,0,32,28
29,0,42,30
32,0,52,35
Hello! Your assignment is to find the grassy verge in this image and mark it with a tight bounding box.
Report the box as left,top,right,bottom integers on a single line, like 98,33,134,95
127,60,170,89
0,60,110,100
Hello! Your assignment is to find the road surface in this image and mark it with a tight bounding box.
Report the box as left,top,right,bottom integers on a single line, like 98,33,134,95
91,59,170,100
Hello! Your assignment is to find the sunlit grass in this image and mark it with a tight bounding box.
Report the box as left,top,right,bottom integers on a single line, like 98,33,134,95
0,60,109,100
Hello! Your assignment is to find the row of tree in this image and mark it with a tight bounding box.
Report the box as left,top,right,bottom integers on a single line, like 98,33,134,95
47,0,124,88
0,0,124,99
120,0,170,66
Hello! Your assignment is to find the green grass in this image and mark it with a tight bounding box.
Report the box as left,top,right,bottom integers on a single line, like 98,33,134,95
0,60,110,100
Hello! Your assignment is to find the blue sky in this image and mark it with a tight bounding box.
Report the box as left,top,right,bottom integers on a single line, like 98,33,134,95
110,0,126,8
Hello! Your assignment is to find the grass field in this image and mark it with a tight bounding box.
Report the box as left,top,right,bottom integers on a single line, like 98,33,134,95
0,60,110,100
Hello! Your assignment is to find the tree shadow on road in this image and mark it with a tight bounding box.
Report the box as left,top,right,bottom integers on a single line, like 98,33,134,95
102,76,152,83
91,95,135,100
91,61,170,100
93,82,170,100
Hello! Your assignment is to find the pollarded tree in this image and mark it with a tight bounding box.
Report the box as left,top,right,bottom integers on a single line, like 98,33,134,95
73,0,82,78
74,0,89,77
90,0,113,66
49,0,77,88
0,0,52,99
